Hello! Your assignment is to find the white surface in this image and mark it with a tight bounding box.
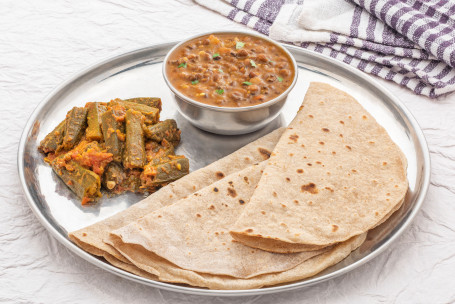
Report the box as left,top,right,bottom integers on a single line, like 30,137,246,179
1,0,454,303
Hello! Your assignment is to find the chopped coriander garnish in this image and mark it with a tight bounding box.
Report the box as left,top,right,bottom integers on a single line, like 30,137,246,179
242,81,252,86
277,76,283,82
178,62,187,68
218,69,224,73
213,53,220,58
215,89,224,95
250,60,257,67
236,41,245,49
191,80,199,85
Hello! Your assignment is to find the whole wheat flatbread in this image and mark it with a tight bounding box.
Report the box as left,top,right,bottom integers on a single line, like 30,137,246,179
108,229,366,290
231,83,408,253
69,128,284,262
108,163,330,279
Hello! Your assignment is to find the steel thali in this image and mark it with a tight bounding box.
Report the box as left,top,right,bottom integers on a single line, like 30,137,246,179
18,42,430,296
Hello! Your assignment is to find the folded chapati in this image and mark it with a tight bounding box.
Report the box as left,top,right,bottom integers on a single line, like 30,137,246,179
108,162,366,289
230,83,408,253
109,231,365,290
108,163,329,279
69,128,285,262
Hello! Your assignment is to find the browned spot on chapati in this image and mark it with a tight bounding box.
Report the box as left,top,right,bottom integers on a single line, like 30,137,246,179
246,228,253,233
239,199,245,205
289,153,294,157
82,233,87,237
308,114,314,118
227,187,237,197
352,169,357,173
316,161,322,164
339,134,343,137
158,215,162,218
244,176,249,184
339,120,344,124
272,192,277,197
289,134,299,142
215,171,225,179
228,181,234,186
332,151,336,155
281,203,287,208
258,147,271,159
375,212,379,216
297,169,304,173
213,187,219,192
383,162,388,165
301,183,318,194
293,200,299,204
345,145,352,150
307,163,312,166
261,211,266,215
332,225,339,232
286,177,290,182
209,205,215,210
319,141,325,145
362,115,367,120
301,144,305,148
196,214,201,218
325,186,334,192
322,128,330,132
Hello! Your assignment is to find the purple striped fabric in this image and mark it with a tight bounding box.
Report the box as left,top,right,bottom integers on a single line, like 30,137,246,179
195,0,455,98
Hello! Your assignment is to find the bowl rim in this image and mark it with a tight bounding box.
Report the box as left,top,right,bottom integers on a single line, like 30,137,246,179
162,30,299,113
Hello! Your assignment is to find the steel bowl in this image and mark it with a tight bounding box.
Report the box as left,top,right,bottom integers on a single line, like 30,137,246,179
162,30,298,135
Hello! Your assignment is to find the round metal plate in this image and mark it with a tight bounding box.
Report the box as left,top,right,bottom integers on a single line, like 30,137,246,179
18,42,430,296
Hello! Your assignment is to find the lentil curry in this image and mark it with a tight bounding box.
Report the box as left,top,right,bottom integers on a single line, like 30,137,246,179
165,34,295,107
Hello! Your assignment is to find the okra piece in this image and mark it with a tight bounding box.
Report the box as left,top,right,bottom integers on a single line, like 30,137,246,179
123,109,146,169
102,162,125,192
62,107,88,150
143,119,181,146
145,141,175,162
85,102,106,141
38,119,66,153
51,158,101,204
101,109,125,163
141,156,189,187
125,97,162,112
123,169,143,193
109,100,159,125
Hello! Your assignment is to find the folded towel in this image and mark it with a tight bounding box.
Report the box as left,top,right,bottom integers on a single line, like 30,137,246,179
195,0,455,98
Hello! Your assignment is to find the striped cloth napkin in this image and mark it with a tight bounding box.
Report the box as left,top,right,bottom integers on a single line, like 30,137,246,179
195,0,455,98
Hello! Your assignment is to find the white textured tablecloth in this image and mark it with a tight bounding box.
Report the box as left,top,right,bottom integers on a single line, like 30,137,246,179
1,1,454,303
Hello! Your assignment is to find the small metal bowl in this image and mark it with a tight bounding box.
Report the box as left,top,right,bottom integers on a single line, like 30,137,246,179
162,30,298,135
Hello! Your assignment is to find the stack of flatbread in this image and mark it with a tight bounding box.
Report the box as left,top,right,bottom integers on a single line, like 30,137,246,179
69,83,408,290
